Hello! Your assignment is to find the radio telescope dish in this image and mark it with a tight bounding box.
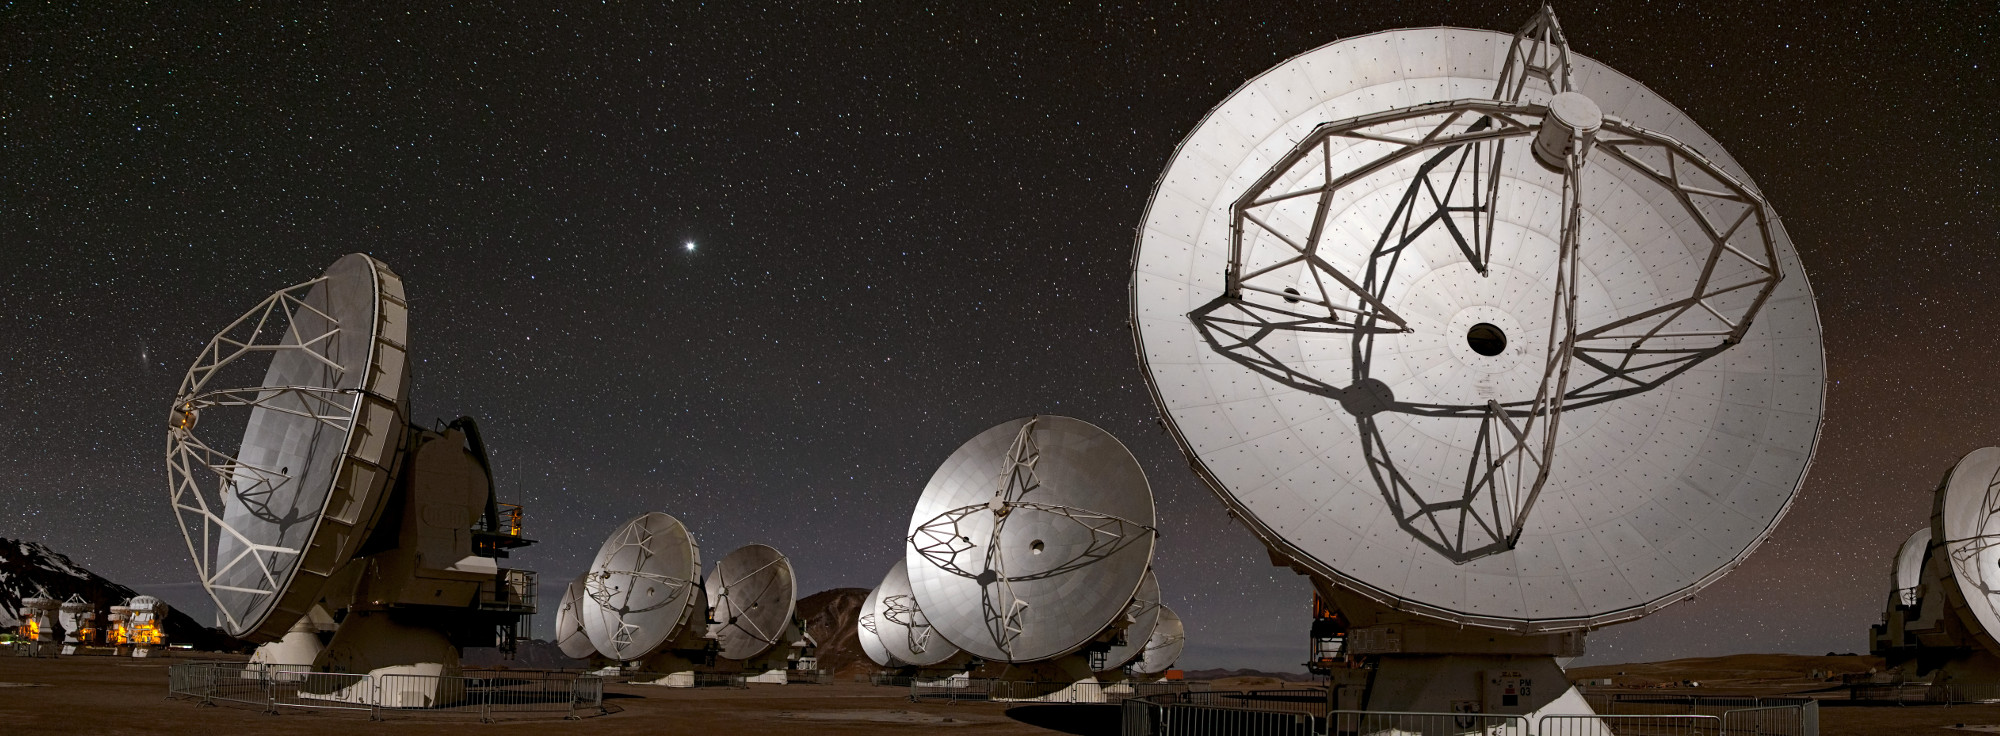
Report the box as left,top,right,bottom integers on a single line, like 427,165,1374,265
1936,447,2000,655
1129,605,1185,676
1892,528,1929,609
166,253,408,642
583,512,702,661
906,415,1158,663
704,544,798,661
57,595,89,632
1129,15,1824,632
857,583,905,669
873,557,961,667
555,574,596,660
1097,569,1163,669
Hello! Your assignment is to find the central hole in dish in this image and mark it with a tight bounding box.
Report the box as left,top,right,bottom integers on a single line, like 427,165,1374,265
1030,539,1045,554
1467,323,1507,357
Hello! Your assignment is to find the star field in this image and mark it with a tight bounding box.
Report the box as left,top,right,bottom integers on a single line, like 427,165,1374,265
0,2,1992,670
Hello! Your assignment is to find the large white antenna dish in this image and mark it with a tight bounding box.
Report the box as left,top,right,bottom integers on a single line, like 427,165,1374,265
872,557,962,667
1936,447,2000,657
555,574,596,660
166,253,408,641
704,544,798,661
1892,528,1929,609
1128,604,1185,677
1095,569,1162,670
857,583,905,669
1128,14,1824,633
905,415,1158,663
57,595,89,633
168,253,543,704
583,512,702,661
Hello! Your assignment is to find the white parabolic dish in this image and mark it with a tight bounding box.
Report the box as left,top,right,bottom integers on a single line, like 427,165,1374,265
906,415,1158,663
1129,604,1185,676
1130,27,1825,632
555,574,596,660
1936,447,2000,655
857,583,905,668
873,557,960,667
1892,528,1928,608
1098,569,1163,669
58,595,88,632
166,253,409,642
583,512,703,661
705,544,798,661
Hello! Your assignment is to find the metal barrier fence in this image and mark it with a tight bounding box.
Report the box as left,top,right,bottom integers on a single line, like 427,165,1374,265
694,671,748,688
1123,698,1316,736
1540,713,1723,735
275,670,380,712
872,673,978,688
1849,682,2000,706
8,642,56,658
1593,694,1818,734
1722,705,1811,736
784,669,833,684
620,670,747,688
1123,701,1815,736
907,677,1217,704
908,677,1002,703
1601,693,1811,716
1119,680,1215,698
1182,688,1331,718
1333,709,1530,735
166,662,604,721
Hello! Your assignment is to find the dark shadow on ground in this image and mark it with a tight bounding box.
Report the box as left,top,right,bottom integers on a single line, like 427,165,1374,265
1004,704,1120,735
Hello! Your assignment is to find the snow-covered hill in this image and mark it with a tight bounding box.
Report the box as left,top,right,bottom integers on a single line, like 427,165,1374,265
0,538,242,650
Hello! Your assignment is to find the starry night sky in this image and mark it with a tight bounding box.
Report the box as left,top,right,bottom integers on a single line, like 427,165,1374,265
1,2,1991,671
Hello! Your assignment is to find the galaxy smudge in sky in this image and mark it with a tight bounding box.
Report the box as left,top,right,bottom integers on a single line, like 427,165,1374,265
1,2,1991,670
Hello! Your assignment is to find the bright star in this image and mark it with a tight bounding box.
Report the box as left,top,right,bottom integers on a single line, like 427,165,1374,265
685,241,696,252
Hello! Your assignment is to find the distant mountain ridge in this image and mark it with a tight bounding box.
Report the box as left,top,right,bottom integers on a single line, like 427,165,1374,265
0,538,242,650
799,587,870,677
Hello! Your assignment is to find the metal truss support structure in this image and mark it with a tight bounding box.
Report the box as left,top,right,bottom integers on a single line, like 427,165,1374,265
907,417,1158,661
166,276,359,635
1196,8,1783,563
585,525,694,656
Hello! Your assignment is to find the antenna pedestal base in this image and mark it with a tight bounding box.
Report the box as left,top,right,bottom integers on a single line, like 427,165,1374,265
1878,646,2000,686
1356,653,1596,721
733,619,811,683
311,610,462,708
249,629,324,668
1319,582,1600,726
979,654,1108,703
632,635,723,686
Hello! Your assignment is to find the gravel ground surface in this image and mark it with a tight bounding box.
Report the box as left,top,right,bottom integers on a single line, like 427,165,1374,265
0,653,1102,735
11,652,2000,735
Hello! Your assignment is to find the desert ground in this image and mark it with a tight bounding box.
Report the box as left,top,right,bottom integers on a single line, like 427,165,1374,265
0,652,1100,735
7,652,2000,735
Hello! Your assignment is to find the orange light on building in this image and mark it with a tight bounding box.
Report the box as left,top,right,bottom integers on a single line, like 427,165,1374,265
108,622,129,645
132,623,163,646
21,619,39,641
